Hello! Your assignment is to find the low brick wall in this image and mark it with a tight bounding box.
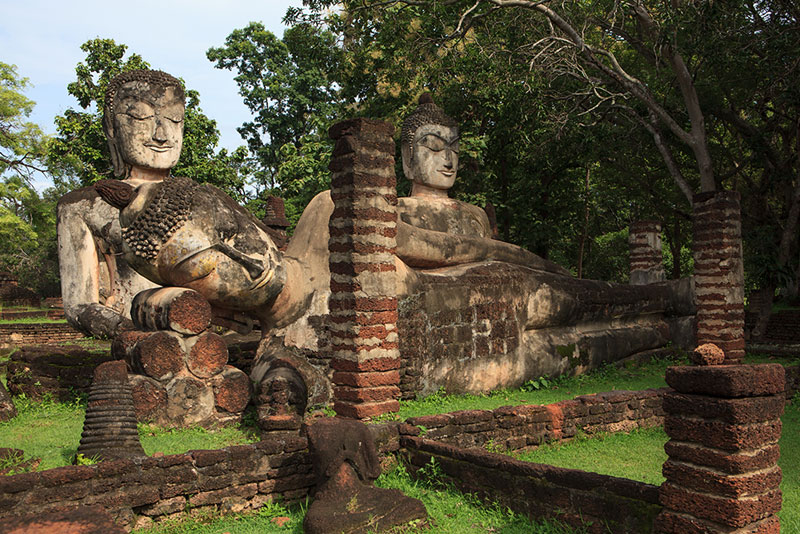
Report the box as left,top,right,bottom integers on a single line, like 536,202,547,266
763,309,800,343
406,388,666,451
0,437,313,531
401,435,660,534
0,310,63,320
0,323,85,346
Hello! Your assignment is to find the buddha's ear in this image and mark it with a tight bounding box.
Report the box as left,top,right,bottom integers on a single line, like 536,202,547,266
103,111,126,177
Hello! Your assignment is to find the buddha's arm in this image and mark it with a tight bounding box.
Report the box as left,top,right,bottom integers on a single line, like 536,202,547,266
57,193,134,338
396,219,570,276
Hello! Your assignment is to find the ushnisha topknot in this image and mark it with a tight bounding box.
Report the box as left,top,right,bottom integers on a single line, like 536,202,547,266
401,92,458,159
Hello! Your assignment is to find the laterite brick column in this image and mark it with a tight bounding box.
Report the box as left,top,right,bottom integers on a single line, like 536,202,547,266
656,364,785,533
327,118,401,419
693,192,746,363
629,220,665,285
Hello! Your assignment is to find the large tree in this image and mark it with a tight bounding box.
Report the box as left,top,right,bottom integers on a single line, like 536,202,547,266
0,62,47,180
207,22,345,220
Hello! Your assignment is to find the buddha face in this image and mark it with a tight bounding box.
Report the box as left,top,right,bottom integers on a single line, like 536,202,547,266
403,124,460,191
112,83,184,171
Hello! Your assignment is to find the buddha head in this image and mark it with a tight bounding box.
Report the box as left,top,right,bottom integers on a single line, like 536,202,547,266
401,93,459,197
103,70,185,178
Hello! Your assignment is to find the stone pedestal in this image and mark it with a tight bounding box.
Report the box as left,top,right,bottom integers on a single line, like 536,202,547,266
656,364,784,533
693,192,746,363
629,220,665,285
114,288,251,427
327,118,401,419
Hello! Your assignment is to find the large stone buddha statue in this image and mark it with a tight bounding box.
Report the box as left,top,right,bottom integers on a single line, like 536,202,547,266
57,70,186,337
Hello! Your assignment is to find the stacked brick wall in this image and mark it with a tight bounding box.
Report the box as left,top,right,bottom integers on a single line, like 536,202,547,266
762,310,800,344
5,345,114,401
693,192,746,362
629,220,665,285
327,118,401,419
406,388,666,451
398,264,527,398
401,434,660,533
0,323,84,346
656,364,784,533
0,310,63,320
0,437,313,531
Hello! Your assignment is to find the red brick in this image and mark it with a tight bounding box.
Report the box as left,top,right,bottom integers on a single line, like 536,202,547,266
665,364,785,397
330,357,401,372
664,416,781,451
328,118,395,139
663,461,781,497
662,392,784,423
659,482,780,527
332,370,399,387
331,206,397,222
654,511,779,534
664,441,780,474
328,241,397,255
328,310,398,327
328,296,398,313
333,385,400,402
333,399,400,419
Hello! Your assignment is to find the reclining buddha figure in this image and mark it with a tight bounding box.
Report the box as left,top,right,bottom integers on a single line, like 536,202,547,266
81,71,692,396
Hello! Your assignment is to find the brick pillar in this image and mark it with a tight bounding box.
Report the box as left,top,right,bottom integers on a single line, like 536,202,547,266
327,118,401,419
693,192,746,363
656,364,785,533
629,220,665,285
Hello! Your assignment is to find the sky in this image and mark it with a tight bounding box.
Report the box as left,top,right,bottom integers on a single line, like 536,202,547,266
1,0,304,188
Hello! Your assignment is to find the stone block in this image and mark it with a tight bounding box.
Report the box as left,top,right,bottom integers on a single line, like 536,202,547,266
333,399,400,419
133,331,185,381
659,482,781,528
210,366,250,413
665,364,785,397
186,332,228,379
662,392,784,423
664,416,781,451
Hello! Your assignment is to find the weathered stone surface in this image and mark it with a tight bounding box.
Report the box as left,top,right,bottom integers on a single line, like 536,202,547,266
129,374,167,423
690,342,725,366
77,361,145,461
210,365,250,413
131,287,212,334
186,332,228,378
0,381,16,421
132,331,185,381
665,364,785,397
5,345,114,401
0,505,126,534
165,375,215,427
303,418,427,533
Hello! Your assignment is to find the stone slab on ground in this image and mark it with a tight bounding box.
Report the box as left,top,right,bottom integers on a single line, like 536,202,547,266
0,505,125,533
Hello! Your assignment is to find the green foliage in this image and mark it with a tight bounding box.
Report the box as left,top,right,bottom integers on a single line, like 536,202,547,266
0,62,47,178
207,22,342,207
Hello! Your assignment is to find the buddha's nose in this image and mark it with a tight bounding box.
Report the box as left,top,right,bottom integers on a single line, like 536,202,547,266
153,119,168,143
443,149,454,168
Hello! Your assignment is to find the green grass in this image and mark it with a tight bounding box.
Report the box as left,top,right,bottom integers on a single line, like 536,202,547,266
0,395,85,470
139,422,259,456
514,426,668,485
508,402,800,529
0,396,259,471
394,355,686,420
0,317,66,325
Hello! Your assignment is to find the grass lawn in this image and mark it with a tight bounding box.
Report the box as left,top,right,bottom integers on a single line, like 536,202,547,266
512,401,799,530
0,396,259,470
